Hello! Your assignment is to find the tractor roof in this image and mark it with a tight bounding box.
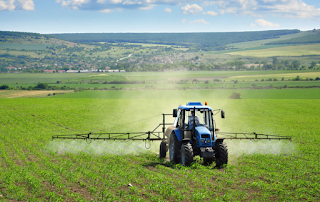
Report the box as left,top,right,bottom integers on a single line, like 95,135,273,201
178,102,212,110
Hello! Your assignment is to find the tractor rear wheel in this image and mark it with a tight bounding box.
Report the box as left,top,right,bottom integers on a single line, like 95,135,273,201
169,133,180,163
159,141,167,158
181,143,193,166
215,141,228,168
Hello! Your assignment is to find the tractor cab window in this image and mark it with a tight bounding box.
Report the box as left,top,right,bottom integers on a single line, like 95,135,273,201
185,109,212,130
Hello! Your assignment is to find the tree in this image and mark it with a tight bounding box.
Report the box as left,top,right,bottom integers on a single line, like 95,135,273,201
292,60,301,70
309,61,317,69
0,84,9,89
35,83,48,89
272,57,278,67
228,92,241,99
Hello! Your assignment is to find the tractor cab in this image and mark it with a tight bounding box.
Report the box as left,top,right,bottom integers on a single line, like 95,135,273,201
172,102,217,148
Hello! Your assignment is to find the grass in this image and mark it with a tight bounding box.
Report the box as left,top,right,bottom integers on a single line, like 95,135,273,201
227,44,320,57
0,73,92,85
0,97,319,201
51,88,320,99
227,31,312,49
0,90,73,98
0,44,56,50
0,50,47,58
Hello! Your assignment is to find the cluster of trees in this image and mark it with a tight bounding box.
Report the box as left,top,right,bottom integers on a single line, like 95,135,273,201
0,83,73,90
291,76,320,81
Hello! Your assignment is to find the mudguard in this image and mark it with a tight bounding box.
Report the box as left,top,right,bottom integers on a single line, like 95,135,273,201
173,128,182,141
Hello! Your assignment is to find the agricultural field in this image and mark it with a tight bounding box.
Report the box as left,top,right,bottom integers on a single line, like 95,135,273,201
0,95,319,201
0,90,73,98
1,71,320,92
53,89,320,99
227,44,320,57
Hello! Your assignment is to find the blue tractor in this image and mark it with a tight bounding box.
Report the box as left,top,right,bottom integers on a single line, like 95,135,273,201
159,102,227,167
53,101,291,166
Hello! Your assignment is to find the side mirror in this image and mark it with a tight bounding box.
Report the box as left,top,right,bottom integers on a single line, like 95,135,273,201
221,110,225,119
173,109,177,117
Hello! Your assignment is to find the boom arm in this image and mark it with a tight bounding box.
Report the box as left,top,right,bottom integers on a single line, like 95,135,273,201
216,132,292,141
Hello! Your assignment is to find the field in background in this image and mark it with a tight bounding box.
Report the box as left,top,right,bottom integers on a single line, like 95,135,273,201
0,90,73,98
226,31,312,49
1,71,320,94
227,44,320,57
52,89,320,99
0,97,319,201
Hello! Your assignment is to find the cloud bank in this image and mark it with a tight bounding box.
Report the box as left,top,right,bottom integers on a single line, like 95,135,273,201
0,0,34,11
53,0,320,20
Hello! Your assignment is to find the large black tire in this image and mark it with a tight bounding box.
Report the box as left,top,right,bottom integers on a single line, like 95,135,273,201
169,133,180,163
181,143,193,166
215,141,228,168
159,141,167,158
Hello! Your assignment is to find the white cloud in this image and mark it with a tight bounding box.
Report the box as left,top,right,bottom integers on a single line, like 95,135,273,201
190,18,209,24
219,9,225,14
110,0,123,3
56,0,90,10
0,0,34,11
164,7,171,13
181,3,202,15
203,10,217,16
100,8,113,12
251,18,280,27
138,5,153,9
19,0,34,10
181,18,186,23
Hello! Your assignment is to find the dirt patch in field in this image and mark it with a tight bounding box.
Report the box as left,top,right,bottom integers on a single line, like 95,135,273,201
1,90,73,98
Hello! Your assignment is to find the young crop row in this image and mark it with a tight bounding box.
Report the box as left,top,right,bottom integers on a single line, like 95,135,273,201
0,98,319,201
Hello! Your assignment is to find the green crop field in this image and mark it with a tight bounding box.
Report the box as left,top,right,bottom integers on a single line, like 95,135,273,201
227,31,313,50
0,96,319,201
51,88,320,99
227,44,320,57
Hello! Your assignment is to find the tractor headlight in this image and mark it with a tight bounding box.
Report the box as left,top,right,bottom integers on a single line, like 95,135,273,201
206,139,210,143
201,139,204,143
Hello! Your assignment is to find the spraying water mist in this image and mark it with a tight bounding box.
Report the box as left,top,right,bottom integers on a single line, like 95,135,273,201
225,140,295,156
46,140,159,155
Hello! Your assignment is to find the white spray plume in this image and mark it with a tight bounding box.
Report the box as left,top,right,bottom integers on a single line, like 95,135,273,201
46,140,159,155
225,140,295,156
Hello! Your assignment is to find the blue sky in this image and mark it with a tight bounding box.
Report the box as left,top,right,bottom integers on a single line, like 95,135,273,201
0,0,320,33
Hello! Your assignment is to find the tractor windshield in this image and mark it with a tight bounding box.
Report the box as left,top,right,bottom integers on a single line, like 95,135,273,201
185,109,212,130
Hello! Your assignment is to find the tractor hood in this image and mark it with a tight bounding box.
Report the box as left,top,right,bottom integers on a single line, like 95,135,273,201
195,126,211,136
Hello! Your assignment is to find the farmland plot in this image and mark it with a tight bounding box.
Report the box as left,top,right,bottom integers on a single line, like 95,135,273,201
0,98,319,201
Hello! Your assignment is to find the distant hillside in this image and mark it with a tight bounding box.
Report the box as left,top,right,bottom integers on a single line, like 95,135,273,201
0,31,46,43
266,30,320,45
50,30,300,49
0,31,80,49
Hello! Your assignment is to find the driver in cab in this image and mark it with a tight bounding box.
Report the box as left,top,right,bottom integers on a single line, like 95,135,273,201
188,111,200,129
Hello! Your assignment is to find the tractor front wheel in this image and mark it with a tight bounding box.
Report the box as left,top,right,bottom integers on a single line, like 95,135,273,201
181,143,193,166
159,141,167,158
169,133,180,163
215,141,228,168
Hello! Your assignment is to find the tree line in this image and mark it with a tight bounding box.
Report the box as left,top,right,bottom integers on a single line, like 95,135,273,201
50,30,300,49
